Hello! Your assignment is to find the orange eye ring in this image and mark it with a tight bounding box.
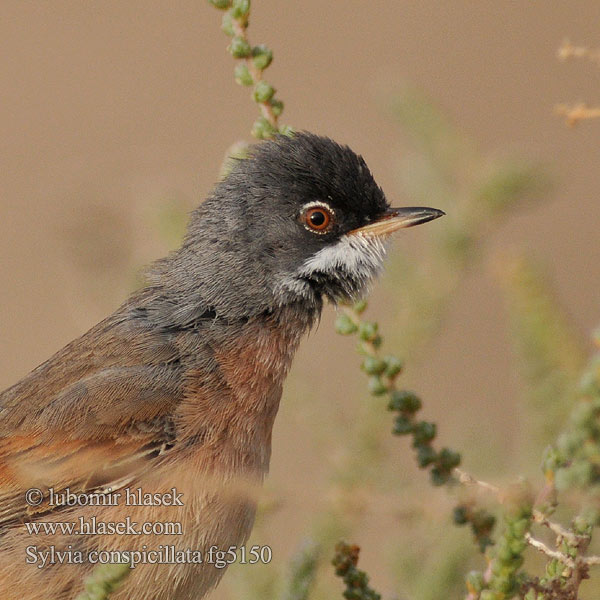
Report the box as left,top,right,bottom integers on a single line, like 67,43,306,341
303,204,334,233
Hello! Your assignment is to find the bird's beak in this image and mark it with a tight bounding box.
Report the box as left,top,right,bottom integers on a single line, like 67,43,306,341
350,207,445,237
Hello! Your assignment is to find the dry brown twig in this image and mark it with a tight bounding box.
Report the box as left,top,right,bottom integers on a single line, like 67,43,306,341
556,39,600,126
555,103,600,127
525,533,600,568
453,468,600,568
557,39,600,66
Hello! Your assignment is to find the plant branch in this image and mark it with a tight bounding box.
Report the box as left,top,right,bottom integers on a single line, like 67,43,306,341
555,102,600,127
557,39,600,65
209,0,289,139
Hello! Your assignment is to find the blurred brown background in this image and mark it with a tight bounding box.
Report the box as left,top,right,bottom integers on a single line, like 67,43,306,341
2,2,600,598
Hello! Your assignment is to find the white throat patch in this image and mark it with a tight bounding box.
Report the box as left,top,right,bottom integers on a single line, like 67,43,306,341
299,233,386,279
275,233,388,303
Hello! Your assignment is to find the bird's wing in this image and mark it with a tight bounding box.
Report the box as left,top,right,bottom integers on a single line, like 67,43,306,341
0,304,200,531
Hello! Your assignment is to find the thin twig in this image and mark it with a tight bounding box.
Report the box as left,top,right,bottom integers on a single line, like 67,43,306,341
525,533,600,567
525,532,576,569
555,103,600,127
453,467,600,568
531,511,583,546
557,39,600,65
231,20,278,127
454,468,500,495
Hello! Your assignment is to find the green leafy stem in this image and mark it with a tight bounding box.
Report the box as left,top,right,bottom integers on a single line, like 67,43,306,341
209,0,291,138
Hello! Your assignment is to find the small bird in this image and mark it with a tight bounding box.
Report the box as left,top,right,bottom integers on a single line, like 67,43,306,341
0,132,443,599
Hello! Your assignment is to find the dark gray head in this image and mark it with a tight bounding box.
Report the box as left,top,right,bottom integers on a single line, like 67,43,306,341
147,132,443,325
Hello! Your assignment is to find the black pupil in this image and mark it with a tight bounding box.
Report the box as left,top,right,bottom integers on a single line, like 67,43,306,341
310,210,326,227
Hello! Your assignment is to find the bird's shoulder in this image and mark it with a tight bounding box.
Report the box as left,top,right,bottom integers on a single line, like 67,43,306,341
0,289,221,531
0,296,208,431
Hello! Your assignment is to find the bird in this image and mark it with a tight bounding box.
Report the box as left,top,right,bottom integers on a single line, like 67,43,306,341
0,132,444,599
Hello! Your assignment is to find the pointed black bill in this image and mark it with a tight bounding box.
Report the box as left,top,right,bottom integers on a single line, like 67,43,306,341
350,207,445,237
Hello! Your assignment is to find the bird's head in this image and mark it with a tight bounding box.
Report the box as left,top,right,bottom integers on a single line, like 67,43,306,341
154,132,444,323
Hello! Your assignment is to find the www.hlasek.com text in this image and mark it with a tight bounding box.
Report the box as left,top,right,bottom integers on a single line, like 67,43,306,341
25,516,183,536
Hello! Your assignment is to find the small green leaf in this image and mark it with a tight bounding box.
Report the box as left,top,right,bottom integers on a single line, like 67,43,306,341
253,80,276,103
383,355,403,377
466,571,484,593
412,421,436,445
252,44,273,70
234,63,253,86
278,124,295,136
221,11,234,35
393,416,414,435
231,0,251,19
453,506,469,525
353,299,368,314
416,445,437,467
430,467,451,486
437,447,461,469
251,116,277,139
368,376,387,396
361,356,387,375
208,0,232,9
335,313,358,335
269,98,284,116
358,321,378,342
229,36,252,58
388,390,421,413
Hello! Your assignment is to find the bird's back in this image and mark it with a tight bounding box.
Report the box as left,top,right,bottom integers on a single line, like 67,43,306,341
0,291,310,599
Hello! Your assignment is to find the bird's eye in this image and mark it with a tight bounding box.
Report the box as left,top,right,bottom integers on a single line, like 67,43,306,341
302,204,334,234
